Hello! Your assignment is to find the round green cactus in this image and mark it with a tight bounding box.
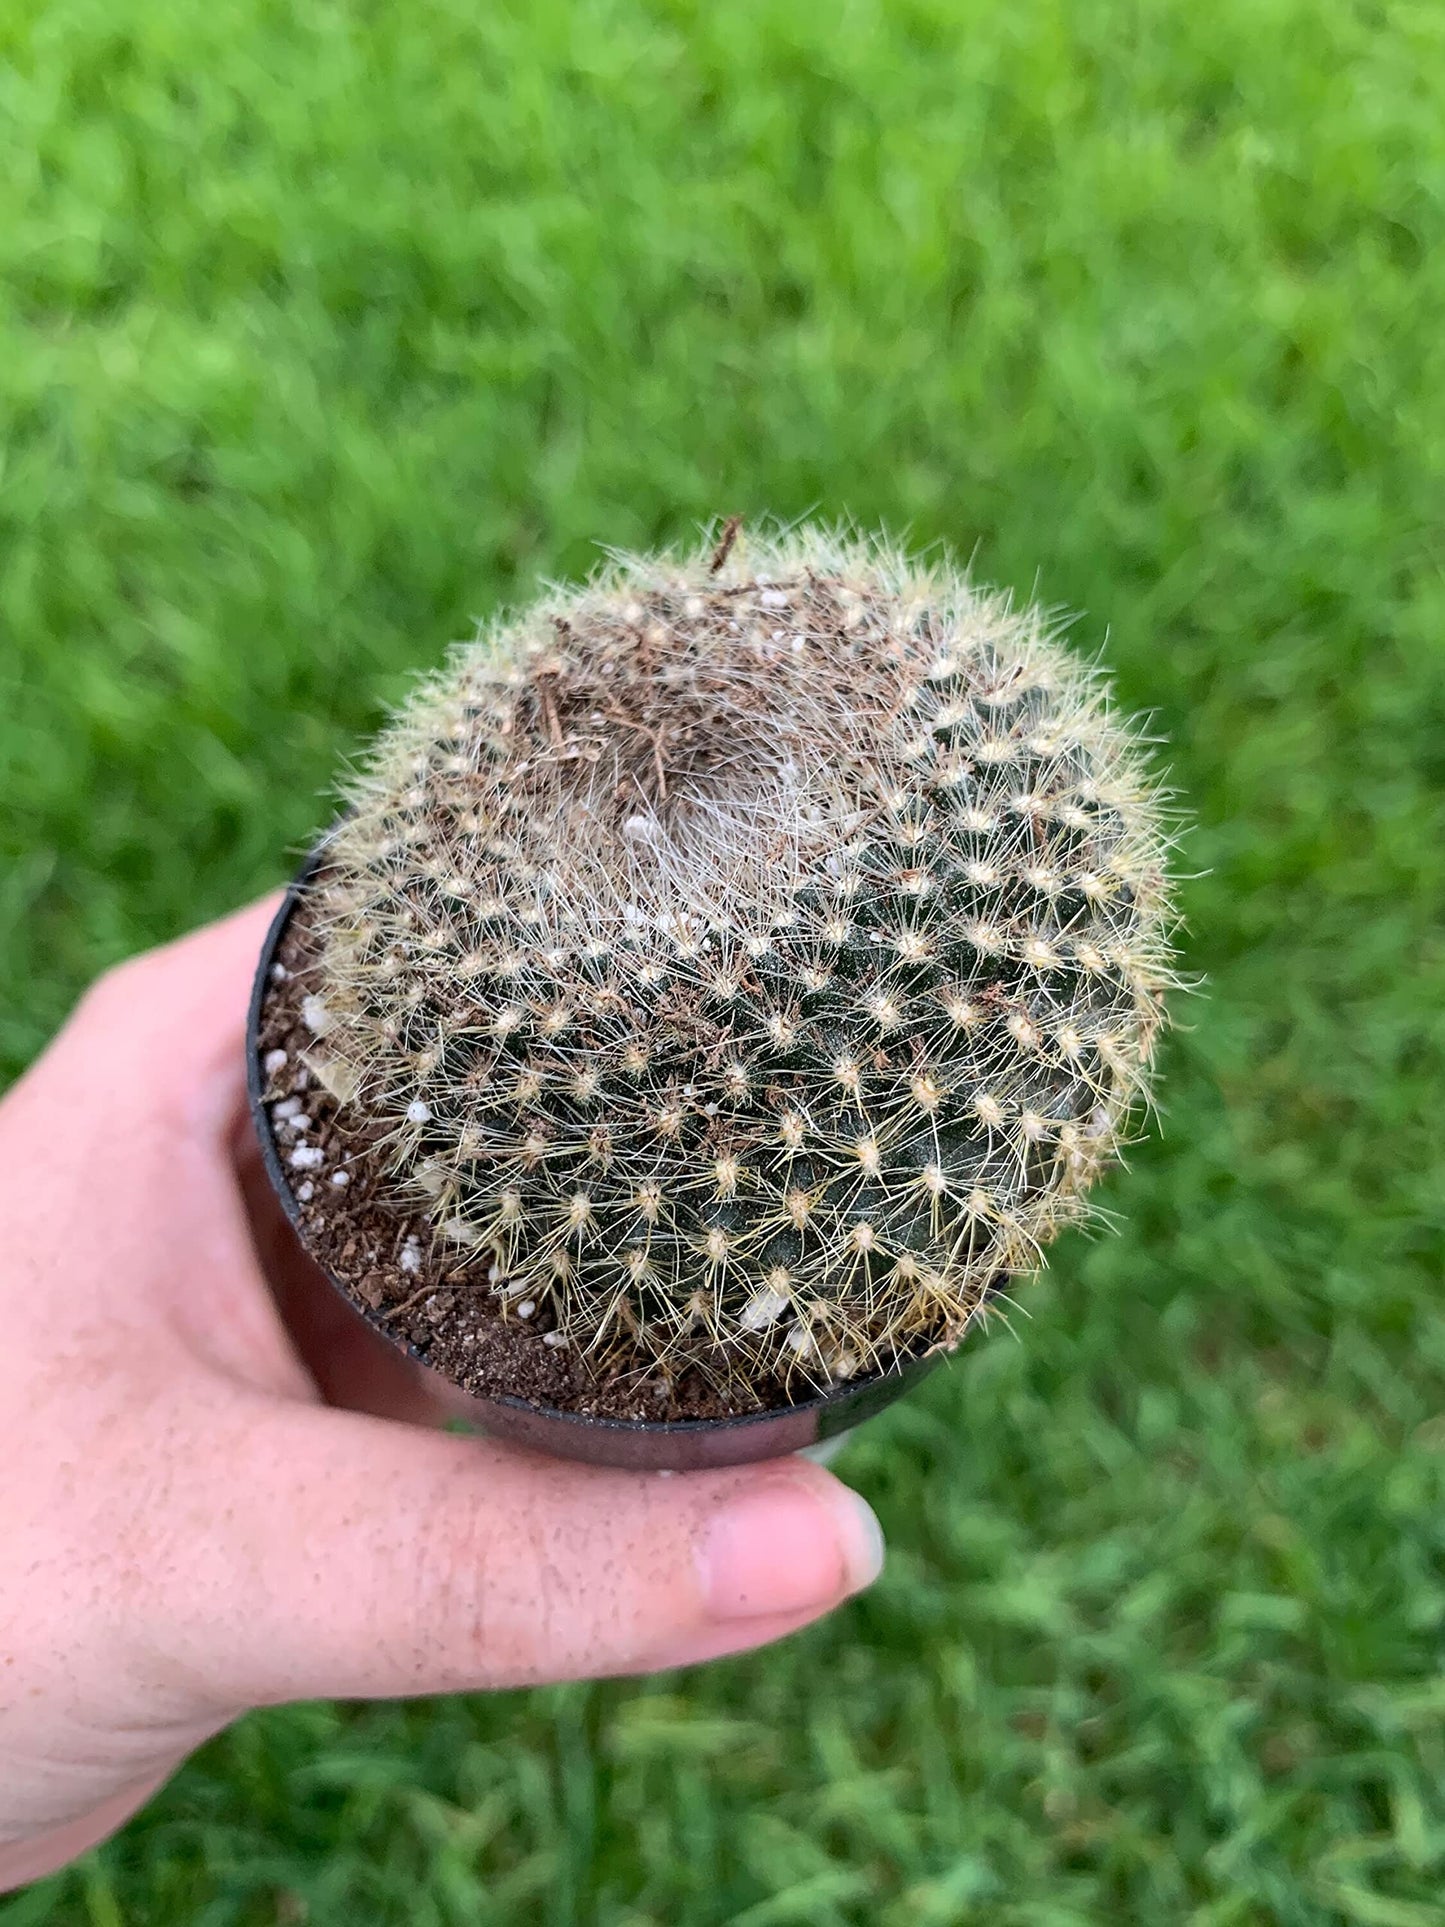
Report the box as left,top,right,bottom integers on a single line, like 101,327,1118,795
303,525,1177,1389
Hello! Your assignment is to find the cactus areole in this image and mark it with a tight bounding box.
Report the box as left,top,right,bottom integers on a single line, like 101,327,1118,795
251,525,1176,1453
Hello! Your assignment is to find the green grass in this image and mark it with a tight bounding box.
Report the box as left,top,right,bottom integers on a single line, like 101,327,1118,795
4,0,1445,1918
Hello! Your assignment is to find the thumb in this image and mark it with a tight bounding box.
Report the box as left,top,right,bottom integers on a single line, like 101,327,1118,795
168,1400,885,1706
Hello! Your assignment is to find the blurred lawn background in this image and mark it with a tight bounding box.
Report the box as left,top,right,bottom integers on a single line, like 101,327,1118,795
3,0,1445,1920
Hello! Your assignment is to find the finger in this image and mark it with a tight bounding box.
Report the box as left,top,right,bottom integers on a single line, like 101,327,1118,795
27,890,283,1245
67,892,286,1114
23,892,285,1188
0,1769,182,1895
163,1403,885,1706
0,893,314,1395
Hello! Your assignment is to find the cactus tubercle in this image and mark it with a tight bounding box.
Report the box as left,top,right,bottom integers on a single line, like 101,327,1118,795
302,524,1178,1392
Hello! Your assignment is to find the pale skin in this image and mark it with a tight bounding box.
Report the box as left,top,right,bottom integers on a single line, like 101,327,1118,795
0,899,884,1891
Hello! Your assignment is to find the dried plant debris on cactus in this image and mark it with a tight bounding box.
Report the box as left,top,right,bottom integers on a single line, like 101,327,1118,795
263,522,1181,1418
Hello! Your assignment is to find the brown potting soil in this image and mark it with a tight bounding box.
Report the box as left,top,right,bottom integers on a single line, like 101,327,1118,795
254,895,808,1423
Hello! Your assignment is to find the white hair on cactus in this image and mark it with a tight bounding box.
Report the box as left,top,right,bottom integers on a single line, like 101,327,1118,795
306,522,1180,1388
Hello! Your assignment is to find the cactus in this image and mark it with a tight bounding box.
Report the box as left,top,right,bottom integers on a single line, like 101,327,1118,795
302,524,1177,1393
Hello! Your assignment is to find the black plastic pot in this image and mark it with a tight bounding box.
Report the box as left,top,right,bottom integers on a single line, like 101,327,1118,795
244,871,945,1470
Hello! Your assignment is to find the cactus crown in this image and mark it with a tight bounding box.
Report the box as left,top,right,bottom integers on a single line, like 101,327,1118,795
305,525,1176,1390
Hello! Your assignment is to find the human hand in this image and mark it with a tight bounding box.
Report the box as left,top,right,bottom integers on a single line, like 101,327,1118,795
0,900,884,1890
